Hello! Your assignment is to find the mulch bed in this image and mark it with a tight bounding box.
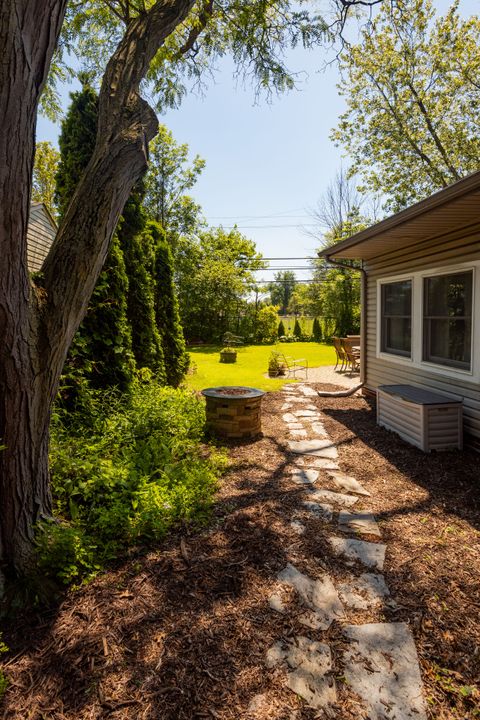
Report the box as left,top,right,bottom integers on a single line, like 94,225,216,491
1,387,479,719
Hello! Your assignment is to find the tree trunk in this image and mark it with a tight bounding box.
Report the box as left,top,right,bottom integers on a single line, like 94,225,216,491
0,0,67,575
0,0,195,577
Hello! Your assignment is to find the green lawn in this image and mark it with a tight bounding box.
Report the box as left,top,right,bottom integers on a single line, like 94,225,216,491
185,342,336,392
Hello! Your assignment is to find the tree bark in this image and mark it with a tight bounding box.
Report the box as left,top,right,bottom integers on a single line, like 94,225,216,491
0,0,194,576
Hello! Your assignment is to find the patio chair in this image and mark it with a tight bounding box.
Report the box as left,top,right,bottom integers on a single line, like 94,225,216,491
332,337,348,371
281,353,308,379
341,338,360,375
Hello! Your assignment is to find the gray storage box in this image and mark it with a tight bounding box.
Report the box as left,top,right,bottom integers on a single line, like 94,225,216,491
377,385,463,452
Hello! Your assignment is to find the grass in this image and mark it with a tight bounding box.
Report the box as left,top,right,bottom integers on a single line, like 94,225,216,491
185,342,336,392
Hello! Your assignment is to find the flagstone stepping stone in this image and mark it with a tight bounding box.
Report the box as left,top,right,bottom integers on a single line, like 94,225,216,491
290,468,319,485
302,501,333,522
286,397,310,404
283,413,298,423
295,457,340,471
288,440,338,459
310,423,328,437
266,636,336,710
293,409,321,418
268,593,286,613
277,563,344,630
287,422,304,430
297,386,318,396
281,404,293,411
290,520,306,535
328,537,386,570
338,573,390,610
338,510,382,537
309,488,359,507
342,623,427,720
327,471,370,497
290,429,307,438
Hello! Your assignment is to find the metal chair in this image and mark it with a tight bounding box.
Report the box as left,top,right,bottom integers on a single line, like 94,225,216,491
342,338,360,375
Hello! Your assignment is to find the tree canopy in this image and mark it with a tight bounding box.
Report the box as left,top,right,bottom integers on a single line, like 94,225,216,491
332,0,480,211
32,142,60,217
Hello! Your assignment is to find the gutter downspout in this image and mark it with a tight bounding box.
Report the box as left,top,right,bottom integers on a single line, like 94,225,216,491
316,254,367,397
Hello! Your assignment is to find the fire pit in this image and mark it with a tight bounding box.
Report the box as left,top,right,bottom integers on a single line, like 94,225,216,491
201,386,265,439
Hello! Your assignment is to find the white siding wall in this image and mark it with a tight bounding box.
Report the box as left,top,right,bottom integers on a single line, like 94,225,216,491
365,225,480,439
26,204,56,272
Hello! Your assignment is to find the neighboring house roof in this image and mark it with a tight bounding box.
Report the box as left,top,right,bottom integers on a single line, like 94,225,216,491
319,170,480,261
27,202,57,272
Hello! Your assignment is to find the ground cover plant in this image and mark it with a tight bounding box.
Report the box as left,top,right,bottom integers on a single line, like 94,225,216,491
186,342,336,392
36,380,226,586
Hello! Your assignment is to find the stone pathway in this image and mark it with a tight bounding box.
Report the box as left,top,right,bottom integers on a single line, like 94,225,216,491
264,382,428,718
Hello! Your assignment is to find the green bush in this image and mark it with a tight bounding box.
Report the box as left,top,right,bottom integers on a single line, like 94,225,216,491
277,320,286,337
312,317,323,342
38,381,226,584
0,634,8,700
293,318,302,338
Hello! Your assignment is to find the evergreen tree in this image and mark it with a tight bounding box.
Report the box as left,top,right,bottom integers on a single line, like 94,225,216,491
312,317,322,342
278,319,286,338
118,190,166,380
55,80,135,395
148,222,189,386
293,318,302,338
55,76,99,220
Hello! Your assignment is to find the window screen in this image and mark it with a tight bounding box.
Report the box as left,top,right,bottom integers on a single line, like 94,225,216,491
381,280,412,357
423,271,473,370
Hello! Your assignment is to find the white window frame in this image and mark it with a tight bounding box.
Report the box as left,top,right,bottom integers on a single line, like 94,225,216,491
376,261,479,382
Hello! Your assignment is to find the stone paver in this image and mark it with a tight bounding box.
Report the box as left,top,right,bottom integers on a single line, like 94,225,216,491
328,537,386,570
297,386,318,397
290,429,307,438
277,563,343,630
287,422,304,430
290,519,306,535
268,593,286,613
288,440,338,459
290,468,319,485
338,510,382,537
310,423,328,437
266,637,336,710
327,471,371,496
309,488,359,507
295,457,340,470
293,410,321,418
283,413,298,423
338,573,390,610
343,623,427,720
302,501,333,522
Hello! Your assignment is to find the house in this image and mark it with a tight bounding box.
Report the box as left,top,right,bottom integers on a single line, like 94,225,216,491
320,170,480,446
27,202,57,272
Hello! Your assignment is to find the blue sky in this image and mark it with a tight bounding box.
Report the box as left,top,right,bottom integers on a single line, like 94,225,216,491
36,0,478,283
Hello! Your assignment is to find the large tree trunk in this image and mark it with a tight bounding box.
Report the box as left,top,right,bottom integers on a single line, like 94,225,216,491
0,0,194,578
0,0,67,575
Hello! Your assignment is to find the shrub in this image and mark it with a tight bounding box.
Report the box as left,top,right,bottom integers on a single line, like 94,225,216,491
39,381,226,585
312,317,323,342
293,318,302,338
277,320,285,337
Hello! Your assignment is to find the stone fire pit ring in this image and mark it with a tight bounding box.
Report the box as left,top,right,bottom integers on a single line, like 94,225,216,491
201,386,265,439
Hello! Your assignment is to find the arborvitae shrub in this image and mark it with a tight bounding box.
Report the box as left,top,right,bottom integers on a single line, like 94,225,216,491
312,317,322,342
148,222,189,386
118,192,166,381
293,318,302,338
56,81,135,398
55,79,98,220
278,319,286,337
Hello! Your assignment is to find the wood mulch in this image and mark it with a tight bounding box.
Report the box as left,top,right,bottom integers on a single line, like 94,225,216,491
1,386,479,719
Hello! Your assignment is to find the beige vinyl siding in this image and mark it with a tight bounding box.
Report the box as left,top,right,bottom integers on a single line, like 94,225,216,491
365,228,480,439
26,204,56,272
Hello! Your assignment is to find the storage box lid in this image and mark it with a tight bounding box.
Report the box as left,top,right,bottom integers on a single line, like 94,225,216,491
378,384,462,406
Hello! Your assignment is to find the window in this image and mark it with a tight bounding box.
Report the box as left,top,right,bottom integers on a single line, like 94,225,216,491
381,280,412,357
423,271,473,370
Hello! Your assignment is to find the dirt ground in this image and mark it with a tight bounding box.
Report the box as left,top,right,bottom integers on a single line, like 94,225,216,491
1,387,479,719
